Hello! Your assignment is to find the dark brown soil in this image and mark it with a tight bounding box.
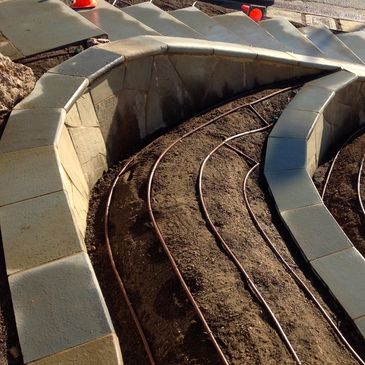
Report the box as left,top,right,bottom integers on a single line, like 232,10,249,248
86,83,365,365
0,236,22,365
115,0,231,15
313,133,365,257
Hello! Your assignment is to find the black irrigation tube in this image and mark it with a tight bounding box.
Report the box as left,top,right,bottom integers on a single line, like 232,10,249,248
358,154,365,218
197,125,302,365
104,157,157,365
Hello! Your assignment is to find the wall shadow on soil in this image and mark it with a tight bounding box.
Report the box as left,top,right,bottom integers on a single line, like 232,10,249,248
0,233,23,365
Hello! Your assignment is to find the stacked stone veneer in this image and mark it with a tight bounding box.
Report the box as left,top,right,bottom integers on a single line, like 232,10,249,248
265,70,365,340
1,34,364,364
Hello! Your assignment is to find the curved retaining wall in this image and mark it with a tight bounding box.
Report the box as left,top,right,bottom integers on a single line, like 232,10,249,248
0,35,363,363
264,70,365,340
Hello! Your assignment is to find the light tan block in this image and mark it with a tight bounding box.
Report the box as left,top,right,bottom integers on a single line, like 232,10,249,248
94,95,119,142
28,334,123,365
64,104,82,128
57,127,89,199
90,66,125,105
61,166,89,238
0,146,62,207
76,92,100,127
68,127,107,188
0,190,84,274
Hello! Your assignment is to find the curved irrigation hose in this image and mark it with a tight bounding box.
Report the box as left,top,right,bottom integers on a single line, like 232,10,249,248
197,125,302,365
104,158,156,365
357,154,365,218
146,85,302,365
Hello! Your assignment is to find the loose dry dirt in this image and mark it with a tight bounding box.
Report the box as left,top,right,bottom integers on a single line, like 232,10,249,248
86,82,365,365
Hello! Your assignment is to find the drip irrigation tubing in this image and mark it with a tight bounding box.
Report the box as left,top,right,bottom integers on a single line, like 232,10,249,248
104,157,156,365
196,117,365,364
358,154,365,218
146,86,300,364
197,125,302,365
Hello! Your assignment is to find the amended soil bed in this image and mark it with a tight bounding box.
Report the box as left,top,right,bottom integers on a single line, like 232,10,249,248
86,84,365,365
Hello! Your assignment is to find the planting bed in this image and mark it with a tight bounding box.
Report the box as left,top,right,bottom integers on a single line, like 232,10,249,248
86,84,365,365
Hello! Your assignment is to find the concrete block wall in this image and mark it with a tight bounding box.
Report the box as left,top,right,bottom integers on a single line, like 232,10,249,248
264,70,365,340
1,35,365,363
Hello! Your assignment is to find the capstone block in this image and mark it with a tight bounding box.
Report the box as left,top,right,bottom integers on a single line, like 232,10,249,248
9,252,114,363
0,108,65,154
0,146,62,207
97,36,168,61
14,73,88,112
282,204,353,261
265,169,321,213
264,137,307,172
28,334,123,365
49,46,124,82
306,70,358,91
270,108,321,140
0,191,84,274
311,248,365,320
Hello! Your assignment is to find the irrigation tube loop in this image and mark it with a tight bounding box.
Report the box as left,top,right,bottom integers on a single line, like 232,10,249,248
197,125,365,364
147,86,301,365
198,125,302,365
357,154,365,218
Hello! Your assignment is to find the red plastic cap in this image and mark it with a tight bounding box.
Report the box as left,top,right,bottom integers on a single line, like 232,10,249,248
241,4,250,14
249,7,263,22
71,0,96,9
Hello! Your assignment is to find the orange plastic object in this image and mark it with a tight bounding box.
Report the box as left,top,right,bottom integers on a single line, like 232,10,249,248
71,0,96,9
241,4,250,14
249,7,263,22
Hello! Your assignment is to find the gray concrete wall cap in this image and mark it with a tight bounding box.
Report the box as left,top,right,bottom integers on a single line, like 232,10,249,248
0,190,85,274
153,35,215,55
286,85,334,114
281,204,353,261
270,108,321,140
306,69,358,91
14,73,88,112
96,35,168,60
9,252,114,363
265,169,322,213
0,108,66,154
48,47,125,82
311,247,365,320
264,136,307,172
254,47,298,65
